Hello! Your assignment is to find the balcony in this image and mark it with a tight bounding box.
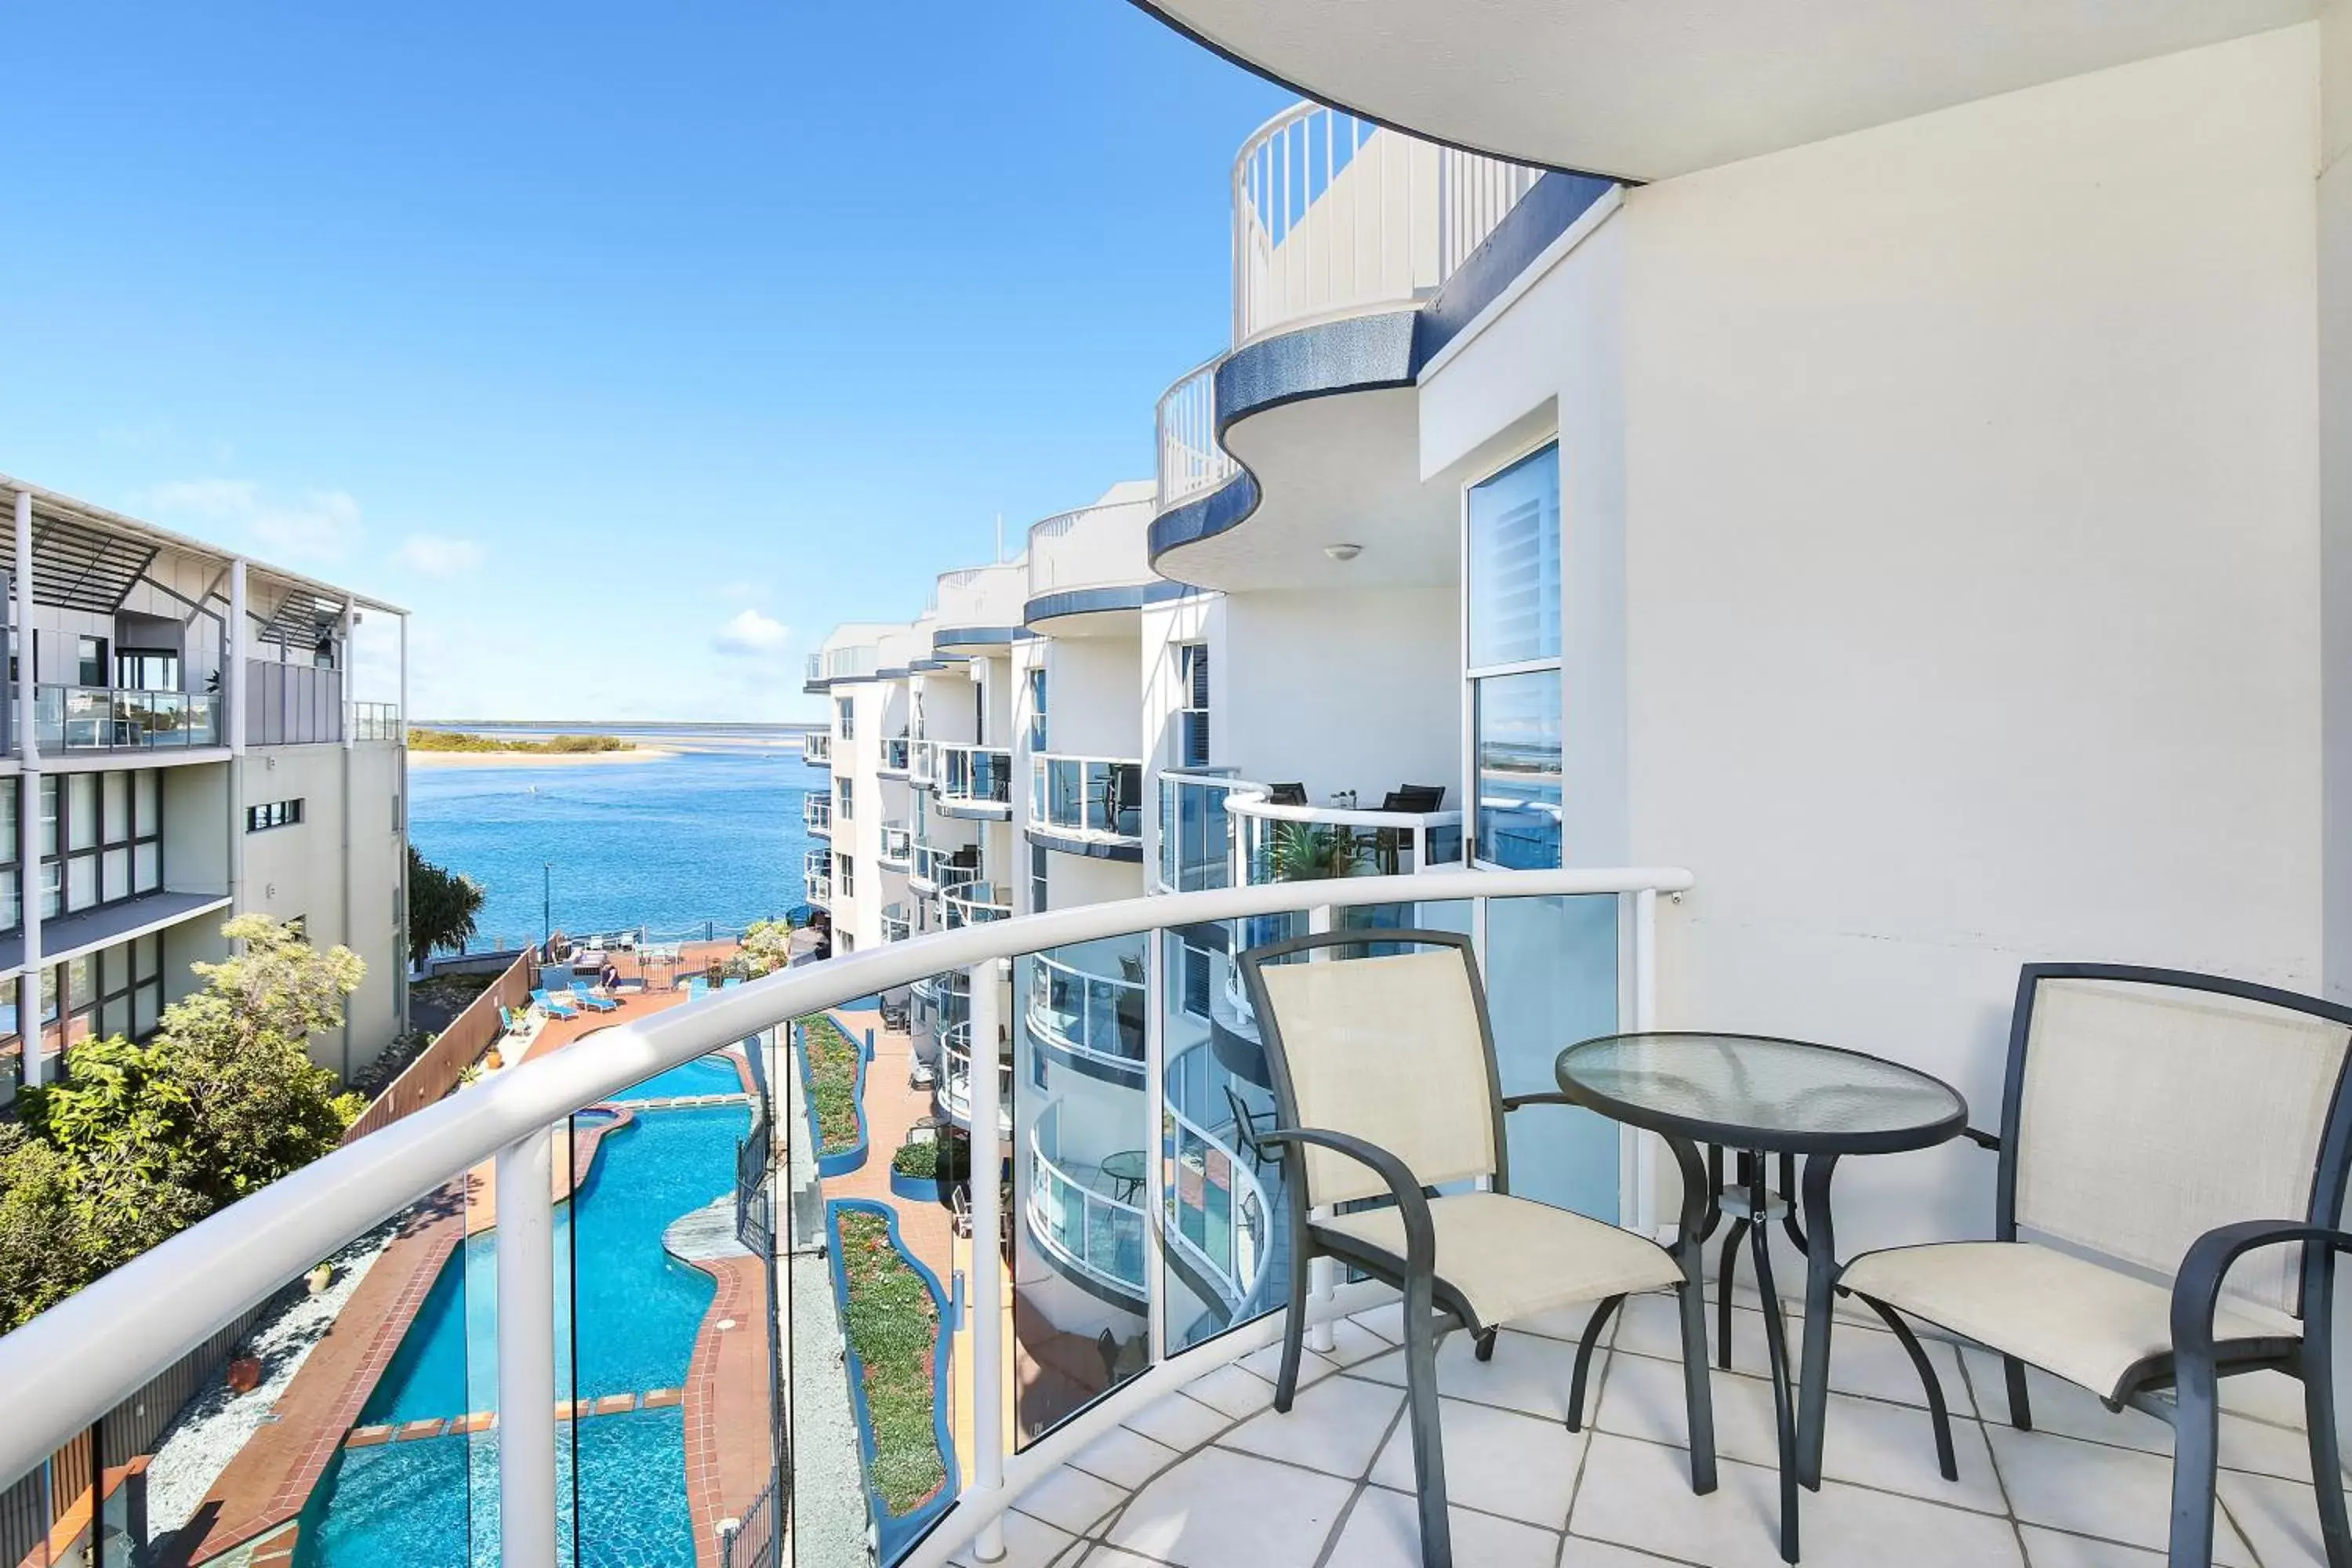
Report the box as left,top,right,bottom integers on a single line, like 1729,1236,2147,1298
1029,753,1145,859
939,880,1011,929
931,562,1029,654
1163,1068,1276,1316
1156,768,1250,892
1025,948,1145,1079
803,794,833,837
1024,487,1156,629
880,902,912,944
34,686,220,753
801,848,830,908
936,742,1013,818
1231,789,1463,885
804,641,880,695
908,737,936,787
345,702,401,742
1155,358,1239,514
1027,1098,1148,1305
909,842,977,896
879,734,909,777
879,823,912,869
937,1018,1011,1136
803,730,831,768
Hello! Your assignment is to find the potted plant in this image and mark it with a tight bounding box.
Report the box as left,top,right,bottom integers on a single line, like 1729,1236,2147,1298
1267,822,1365,882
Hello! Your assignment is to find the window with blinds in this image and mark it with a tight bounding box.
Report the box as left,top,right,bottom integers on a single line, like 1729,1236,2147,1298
1466,442,1564,869
1178,644,1210,768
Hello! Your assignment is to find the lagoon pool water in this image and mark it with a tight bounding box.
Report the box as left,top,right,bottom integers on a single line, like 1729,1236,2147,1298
614,1051,746,1102
300,1103,752,1566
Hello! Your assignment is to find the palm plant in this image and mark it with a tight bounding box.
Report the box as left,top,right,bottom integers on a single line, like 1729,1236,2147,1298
1266,822,1367,882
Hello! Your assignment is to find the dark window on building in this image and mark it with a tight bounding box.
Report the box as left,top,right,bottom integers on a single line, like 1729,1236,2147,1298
1181,945,1212,1018
247,798,305,833
1178,644,1210,767
116,649,180,691
77,636,108,688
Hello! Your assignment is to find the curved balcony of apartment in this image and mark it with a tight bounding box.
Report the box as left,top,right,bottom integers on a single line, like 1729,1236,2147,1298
801,728,832,769
1022,485,1160,635
908,735,937,788
1027,753,1145,862
1025,1098,1148,1314
878,822,913,871
880,901,913,945
1163,1044,1279,1319
1118,1,2259,182
802,633,884,695
802,793,833,838
801,849,832,909
1149,105,1614,594
935,741,1014,820
877,732,910,779
931,561,1030,657
909,841,978,898
1154,769,1464,891
936,1018,1011,1138
940,880,1012,930
1024,946,1146,1087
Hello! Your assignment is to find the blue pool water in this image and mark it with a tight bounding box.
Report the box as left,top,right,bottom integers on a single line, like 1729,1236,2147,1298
615,1051,745,1102
408,748,818,948
300,1103,753,1566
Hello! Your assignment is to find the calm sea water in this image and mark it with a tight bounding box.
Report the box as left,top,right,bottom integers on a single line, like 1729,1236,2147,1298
407,748,819,947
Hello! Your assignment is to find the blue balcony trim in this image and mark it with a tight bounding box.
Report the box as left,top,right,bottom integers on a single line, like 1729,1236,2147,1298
931,625,1035,653
1413,169,1617,363
1022,583,1149,630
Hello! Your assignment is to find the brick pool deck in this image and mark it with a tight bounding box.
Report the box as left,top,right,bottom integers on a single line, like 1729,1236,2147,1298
176,944,782,1566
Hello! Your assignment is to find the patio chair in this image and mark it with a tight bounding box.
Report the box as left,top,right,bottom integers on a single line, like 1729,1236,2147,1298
1236,929,1715,1568
1830,963,2352,1568
531,987,579,1022
567,984,619,1014
1379,784,1446,815
1267,782,1308,805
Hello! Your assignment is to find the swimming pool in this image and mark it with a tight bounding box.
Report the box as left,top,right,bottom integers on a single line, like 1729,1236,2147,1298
298,1102,753,1566
612,1051,746,1102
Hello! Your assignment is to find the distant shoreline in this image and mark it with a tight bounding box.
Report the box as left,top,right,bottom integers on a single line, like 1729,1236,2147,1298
408,746,680,769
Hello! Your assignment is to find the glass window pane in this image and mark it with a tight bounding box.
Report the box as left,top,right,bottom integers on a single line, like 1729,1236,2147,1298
133,981,159,1036
135,840,160,892
68,956,93,1009
135,933,160,982
39,965,56,1022
103,846,129,902
102,771,128,843
40,859,60,919
1474,669,1563,869
101,995,129,1040
136,768,159,836
67,852,96,909
0,780,16,867
0,877,17,931
1467,442,1562,668
67,772,96,851
38,775,57,859
1483,895,1622,1218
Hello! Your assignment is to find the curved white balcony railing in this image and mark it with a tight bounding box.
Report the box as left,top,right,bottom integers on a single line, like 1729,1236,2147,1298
1154,358,1237,514
942,881,1011,929
880,902,913,944
1027,496,1152,601
1156,769,1258,893
1232,102,1542,347
1025,951,1146,1073
1164,1088,1273,1313
1028,1100,1148,1299
803,794,833,836
933,561,1028,633
1229,790,1465,884
938,1019,1012,1136
909,737,937,786
938,742,1014,814
911,843,977,896
0,865,1690,1568
802,730,832,767
880,735,910,776
880,823,913,869
1031,753,1145,850
803,848,832,909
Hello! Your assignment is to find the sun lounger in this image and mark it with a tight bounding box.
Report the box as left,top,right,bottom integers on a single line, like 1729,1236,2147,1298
568,984,619,1014
532,987,579,1020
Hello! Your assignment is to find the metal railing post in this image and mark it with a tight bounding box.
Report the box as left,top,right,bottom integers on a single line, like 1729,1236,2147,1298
1303,903,1337,1354
967,956,1008,1563
1632,888,1660,1238
496,1126,560,1568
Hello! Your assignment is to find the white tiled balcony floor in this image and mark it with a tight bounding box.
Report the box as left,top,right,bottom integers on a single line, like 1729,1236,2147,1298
954,1292,2348,1568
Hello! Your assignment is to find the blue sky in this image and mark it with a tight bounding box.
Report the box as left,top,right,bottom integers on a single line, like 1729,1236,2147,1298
0,1,1285,721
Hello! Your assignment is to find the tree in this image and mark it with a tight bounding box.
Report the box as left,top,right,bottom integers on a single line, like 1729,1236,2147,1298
408,845,485,969
2,915,367,1327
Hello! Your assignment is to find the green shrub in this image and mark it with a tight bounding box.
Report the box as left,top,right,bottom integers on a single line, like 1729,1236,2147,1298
800,1015,862,1156
889,1129,969,1181
836,1210,947,1514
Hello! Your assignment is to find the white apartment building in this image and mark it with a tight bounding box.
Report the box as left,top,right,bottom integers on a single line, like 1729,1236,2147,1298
0,477,409,1098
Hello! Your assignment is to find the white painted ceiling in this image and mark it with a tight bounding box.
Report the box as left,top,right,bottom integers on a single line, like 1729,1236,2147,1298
1134,0,2316,179
1158,387,1457,593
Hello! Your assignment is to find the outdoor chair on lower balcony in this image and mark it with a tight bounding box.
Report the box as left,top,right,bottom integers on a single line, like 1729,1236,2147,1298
1236,928,1717,1568
1831,963,2352,1568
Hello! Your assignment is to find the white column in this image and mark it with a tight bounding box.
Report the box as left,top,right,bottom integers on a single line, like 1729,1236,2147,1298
227,561,248,920
15,492,38,1091
337,599,354,1078
967,956,1007,1563
495,1126,560,1568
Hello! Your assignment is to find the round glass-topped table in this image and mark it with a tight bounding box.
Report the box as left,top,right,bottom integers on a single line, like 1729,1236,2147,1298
1556,1033,1967,1563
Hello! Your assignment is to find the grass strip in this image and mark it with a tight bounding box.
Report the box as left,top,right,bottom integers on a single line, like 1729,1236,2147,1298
837,1210,948,1514
800,1014,862,1155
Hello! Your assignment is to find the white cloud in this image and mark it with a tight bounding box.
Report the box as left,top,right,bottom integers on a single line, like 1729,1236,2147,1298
147,478,365,564
397,535,486,577
712,608,789,656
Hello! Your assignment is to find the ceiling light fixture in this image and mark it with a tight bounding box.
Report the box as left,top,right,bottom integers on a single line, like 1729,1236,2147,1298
1324,543,1363,562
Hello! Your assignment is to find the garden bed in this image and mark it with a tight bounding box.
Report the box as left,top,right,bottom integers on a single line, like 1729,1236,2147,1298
830,1203,954,1538
797,1013,868,1174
